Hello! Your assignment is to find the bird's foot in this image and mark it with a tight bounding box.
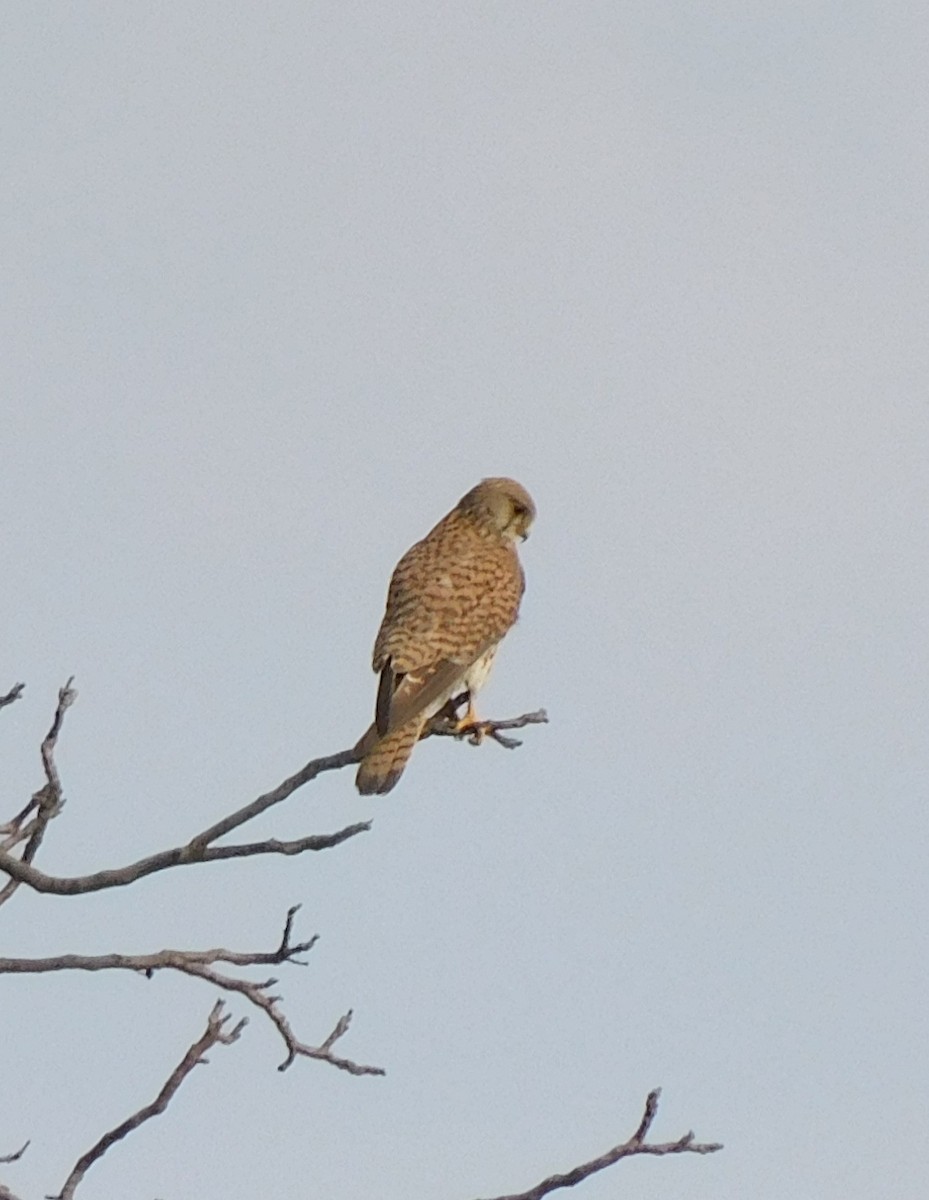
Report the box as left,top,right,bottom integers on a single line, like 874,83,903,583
452,700,492,745
455,719,491,746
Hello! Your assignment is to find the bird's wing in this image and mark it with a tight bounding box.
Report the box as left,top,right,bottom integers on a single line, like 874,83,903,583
377,638,496,734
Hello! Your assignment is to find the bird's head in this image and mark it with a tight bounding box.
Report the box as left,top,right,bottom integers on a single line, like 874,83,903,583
460,477,536,543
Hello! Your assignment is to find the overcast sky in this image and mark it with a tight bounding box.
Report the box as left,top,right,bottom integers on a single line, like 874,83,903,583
2,3,928,1198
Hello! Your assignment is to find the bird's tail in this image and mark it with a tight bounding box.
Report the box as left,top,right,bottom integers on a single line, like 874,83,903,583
355,717,426,795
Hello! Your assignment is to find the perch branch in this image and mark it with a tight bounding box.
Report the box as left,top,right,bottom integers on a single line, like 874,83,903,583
1,685,544,898
0,906,382,1077
475,1089,722,1200
428,706,549,750
52,1001,245,1200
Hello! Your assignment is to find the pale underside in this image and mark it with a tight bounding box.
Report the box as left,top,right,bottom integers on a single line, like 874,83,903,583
393,642,500,730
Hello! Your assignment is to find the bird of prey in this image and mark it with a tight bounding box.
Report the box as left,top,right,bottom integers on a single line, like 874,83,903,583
355,477,535,794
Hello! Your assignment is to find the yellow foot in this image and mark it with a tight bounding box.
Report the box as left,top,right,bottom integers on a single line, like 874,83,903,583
454,702,490,745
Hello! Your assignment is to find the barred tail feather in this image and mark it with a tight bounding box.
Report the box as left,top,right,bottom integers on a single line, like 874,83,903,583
355,718,426,795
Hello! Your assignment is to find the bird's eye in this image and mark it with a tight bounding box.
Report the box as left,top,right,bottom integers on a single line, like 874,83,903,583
512,503,527,518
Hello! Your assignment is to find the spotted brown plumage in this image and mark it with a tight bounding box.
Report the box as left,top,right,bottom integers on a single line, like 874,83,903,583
355,477,535,795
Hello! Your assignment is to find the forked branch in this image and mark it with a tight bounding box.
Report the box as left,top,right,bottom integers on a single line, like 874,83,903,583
51,1001,245,1200
0,678,76,908
0,683,545,900
429,706,548,750
0,906,382,1077
476,1089,722,1200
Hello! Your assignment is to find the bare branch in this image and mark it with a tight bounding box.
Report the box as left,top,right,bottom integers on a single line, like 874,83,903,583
0,820,370,895
40,678,77,798
475,1089,722,1200
188,703,545,847
182,956,382,1075
427,707,549,750
51,1001,245,1200
0,798,44,850
188,748,361,848
0,679,76,909
1,691,544,898
0,1142,29,1200
0,683,25,711
0,907,383,1077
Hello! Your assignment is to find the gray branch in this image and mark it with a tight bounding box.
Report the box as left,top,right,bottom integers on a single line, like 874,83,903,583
427,706,549,749
0,683,26,711
0,906,382,1077
0,819,371,896
0,1141,28,1200
50,1001,245,1200
475,1089,722,1200
0,684,545,899
0,679,75,908
0,684,552,1198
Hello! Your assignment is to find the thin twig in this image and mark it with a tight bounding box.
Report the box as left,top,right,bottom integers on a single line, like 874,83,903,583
40,677,76,799
0,679,76,909
0,683,25,711
0,907,383,1077
188,748,361,848
433,707,549,750
475,1089,723,1200
51,1001,245,1200
0,1142,28,1200
0,797,43,847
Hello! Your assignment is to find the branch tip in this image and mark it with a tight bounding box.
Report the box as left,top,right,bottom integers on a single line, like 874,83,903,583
475,1090,721,1200
0,682,26,710
0,1140,30,1165
54,1001,245,1199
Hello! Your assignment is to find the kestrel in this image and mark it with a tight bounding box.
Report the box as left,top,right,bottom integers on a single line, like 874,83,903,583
355,477,535,795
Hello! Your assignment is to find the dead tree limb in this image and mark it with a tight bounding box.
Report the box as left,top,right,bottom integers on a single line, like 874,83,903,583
0,1142,28,1200
0,906,383,1077
475,1089,722,1200
0,819,371,896
51,1001,245,1200
0,679,76,908
0,683,545,900
1,683,551,1195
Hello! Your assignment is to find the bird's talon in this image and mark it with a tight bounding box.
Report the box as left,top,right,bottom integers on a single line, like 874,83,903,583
458,720,490,745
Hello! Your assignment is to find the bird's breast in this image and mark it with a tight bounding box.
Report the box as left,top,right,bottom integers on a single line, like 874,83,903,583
464,644,499,696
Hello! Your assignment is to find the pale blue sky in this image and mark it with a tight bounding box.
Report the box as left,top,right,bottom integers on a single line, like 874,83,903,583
2,4,927,1198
